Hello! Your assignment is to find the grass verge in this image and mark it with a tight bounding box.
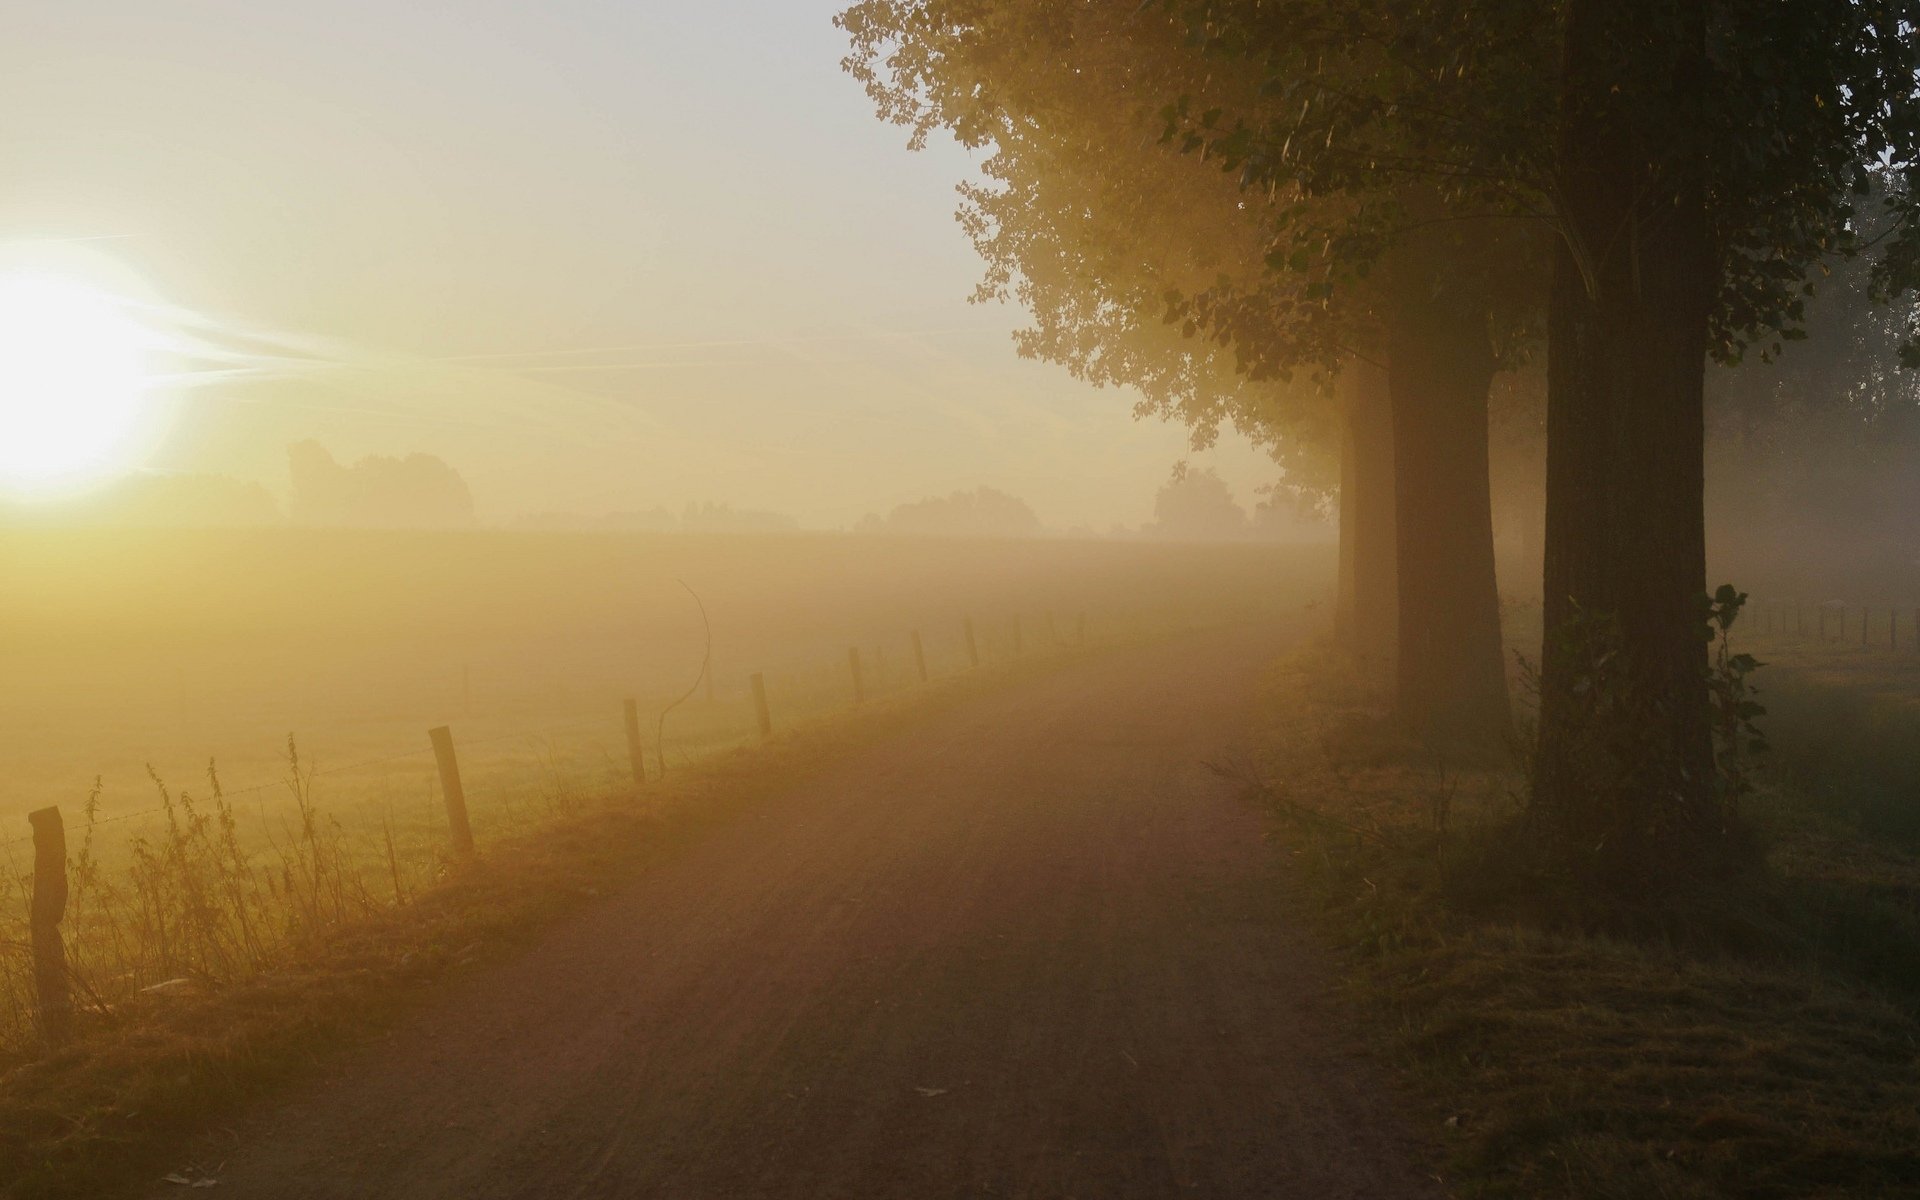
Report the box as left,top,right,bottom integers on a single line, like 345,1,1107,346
0,648,1093,1200
1243,640,1920,1199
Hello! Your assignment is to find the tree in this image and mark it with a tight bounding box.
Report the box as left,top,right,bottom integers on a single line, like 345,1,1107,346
855,0,1920,871
287,441,476,529
679,502,800,535
864,487,1044,537
1151,467,1249,540
1151,0,1920,870
1533,0,1920,871
839,0,1514,743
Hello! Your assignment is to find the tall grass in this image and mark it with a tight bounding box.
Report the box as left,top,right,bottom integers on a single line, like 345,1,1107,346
0,601,1213,1060
0,649,884,1057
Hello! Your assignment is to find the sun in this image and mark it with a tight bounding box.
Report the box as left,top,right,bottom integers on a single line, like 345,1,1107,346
0,272,162,492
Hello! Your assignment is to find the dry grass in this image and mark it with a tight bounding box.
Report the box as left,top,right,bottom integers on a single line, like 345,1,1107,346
0,531,1321,1060
1247,641,1920,1199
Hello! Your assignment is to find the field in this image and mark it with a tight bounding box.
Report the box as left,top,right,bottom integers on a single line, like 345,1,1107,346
0,529,1328,1055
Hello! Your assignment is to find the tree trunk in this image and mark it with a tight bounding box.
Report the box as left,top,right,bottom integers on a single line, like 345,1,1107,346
1334,358,1397,671
1387,268,1510,748
1535,0,1718,868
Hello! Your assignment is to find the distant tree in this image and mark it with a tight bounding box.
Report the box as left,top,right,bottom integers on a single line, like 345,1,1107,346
513,508,680,533
679,501,800,535
287,441,476,529
1150,469,1248,541
868,487,1043,538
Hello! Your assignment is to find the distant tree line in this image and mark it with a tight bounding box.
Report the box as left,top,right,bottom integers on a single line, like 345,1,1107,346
515,501,800,535
856,487,1043,538
288,440,475,529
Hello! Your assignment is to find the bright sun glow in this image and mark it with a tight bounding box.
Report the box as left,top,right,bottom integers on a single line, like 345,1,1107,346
0,273,159,491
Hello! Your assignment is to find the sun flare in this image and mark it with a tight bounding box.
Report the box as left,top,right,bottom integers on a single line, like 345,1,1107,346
0,272,161,492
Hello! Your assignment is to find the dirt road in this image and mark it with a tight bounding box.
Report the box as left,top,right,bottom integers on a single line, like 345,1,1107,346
150,625,1439,1199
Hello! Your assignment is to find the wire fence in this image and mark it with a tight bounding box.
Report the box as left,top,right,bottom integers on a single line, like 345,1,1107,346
1750,600,1920,654
0,608,1092,1055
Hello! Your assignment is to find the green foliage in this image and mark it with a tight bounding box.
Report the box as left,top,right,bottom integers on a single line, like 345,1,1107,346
1147,0,1920,364
837,0,1360,494
1704,585,1770,814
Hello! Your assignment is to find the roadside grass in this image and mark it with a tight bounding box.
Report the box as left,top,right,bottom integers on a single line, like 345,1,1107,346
0,647,1094,1200
1247,641,1920,1199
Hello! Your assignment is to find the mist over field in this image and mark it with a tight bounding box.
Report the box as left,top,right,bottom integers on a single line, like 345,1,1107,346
0,528,1317,824
3,2,1920,1198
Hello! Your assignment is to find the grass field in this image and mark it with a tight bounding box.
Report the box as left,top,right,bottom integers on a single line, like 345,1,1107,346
0,529,1329,1057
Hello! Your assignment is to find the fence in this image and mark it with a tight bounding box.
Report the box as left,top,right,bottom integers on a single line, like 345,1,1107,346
1753,600,1920,652
0,609,1090,1052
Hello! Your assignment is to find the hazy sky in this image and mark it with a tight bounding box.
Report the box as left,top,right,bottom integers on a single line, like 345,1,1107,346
0,0,1277,528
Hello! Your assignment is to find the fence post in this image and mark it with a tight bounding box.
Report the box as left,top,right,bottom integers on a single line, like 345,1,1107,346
1864,607,1871,649
705,663,716,705
1076,611,1087,645
622,699,647,786
849,647,866,704
428,726,475,857
1012,615,1023,656
750,673,773,740
28,807,71,1048
911,631,928,683
1046,611,1059,646
964,618,980,668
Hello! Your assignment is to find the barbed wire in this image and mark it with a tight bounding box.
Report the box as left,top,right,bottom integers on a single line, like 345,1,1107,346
0,706,630,851
0,618,1029,856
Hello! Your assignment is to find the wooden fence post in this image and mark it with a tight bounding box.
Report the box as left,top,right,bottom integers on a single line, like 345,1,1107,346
1046,611,1059,646
1076,611,1087,645
622,699,647,786
1864,607,1871,649
1012,615,1023,656
911,631,928,683
849,647,866,704
28,807,71,1047
964,618,980,668
705,663,716,705
750,673,773,739
428,726,475,857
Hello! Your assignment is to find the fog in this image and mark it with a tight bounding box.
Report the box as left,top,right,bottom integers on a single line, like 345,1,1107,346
0,0,1281,531
4,4,1919,1195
